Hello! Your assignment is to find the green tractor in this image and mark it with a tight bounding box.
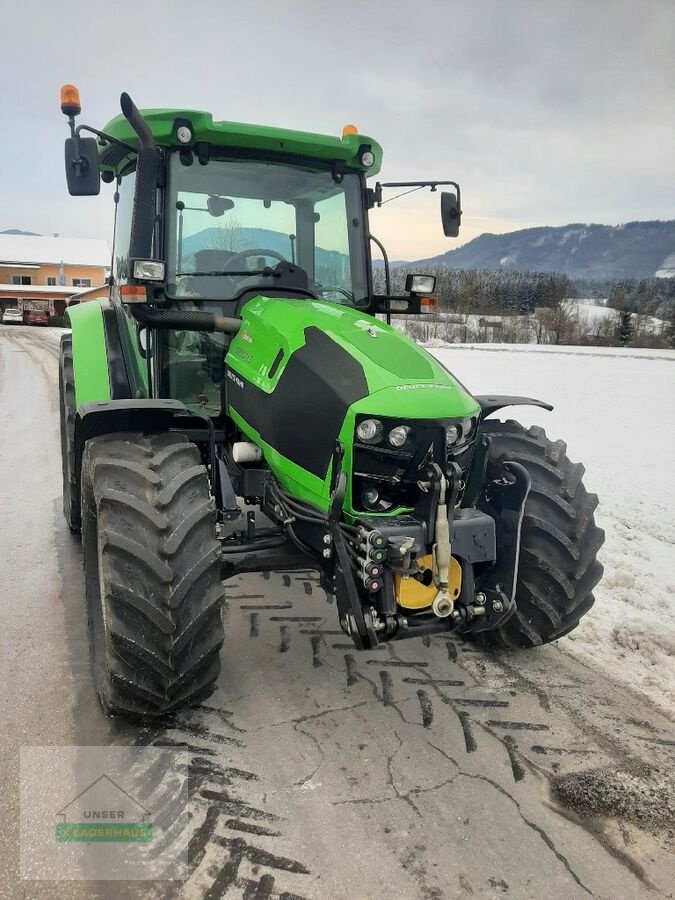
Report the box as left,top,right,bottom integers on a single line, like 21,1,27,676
59,85,604,718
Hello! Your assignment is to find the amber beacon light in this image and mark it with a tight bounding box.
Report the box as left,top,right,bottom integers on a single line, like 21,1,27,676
60,84,81,117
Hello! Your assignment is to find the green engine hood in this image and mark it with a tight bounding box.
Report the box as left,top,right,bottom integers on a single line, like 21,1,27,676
230,296,478,418
225,296,479,509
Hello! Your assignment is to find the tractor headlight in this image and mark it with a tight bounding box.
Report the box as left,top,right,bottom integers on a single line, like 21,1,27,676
446,424,460,447
461,417,477,441
388,425,411,447
357,419,383,443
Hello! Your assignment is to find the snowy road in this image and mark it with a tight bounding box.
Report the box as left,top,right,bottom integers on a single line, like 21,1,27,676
0,325,673,900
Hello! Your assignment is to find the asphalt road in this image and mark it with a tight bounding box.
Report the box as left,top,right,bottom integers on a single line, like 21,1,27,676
0,324,673,900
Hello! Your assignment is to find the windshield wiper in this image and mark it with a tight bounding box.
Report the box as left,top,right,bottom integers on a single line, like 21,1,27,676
176,267,281,278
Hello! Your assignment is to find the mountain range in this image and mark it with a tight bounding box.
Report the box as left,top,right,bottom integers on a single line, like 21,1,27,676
401,220,675,280
6,220,674,281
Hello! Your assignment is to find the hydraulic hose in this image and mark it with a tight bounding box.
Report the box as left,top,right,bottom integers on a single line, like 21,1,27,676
270,482,326,524
130,305,241,334
222,538,287,553
285,521,316,557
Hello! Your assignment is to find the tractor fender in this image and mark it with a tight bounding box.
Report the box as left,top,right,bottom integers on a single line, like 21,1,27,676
475,395,553,419
66,299,140,407
73,399,189,506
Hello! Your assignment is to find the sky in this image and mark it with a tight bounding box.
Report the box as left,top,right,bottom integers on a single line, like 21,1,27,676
2,0,674,261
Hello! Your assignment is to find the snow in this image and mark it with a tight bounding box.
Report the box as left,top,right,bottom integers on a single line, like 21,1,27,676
428,343,675,714
0,283,95,296
0,234,110,267
393,301,668,344
655,252,675,278
426,341,673,361
572,301,665,334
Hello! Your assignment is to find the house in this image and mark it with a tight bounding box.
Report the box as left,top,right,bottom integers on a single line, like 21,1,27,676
0,233,110,319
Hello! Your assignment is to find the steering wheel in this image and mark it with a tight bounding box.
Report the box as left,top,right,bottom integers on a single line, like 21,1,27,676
316,285,354,302
225,248,288,270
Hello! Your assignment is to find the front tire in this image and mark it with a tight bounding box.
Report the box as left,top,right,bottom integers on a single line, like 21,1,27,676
81,432,224,717
478,420,604,648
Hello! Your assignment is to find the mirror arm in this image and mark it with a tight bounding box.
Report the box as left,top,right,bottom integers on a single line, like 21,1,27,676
369,234,390,294
66,124,137,181
75,124,137,156
369,233,391,325
65,115,82,177
375,180,460,208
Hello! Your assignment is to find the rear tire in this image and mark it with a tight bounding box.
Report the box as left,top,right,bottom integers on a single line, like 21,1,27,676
477,419,604,648
59,333,80,532
81,432,224,717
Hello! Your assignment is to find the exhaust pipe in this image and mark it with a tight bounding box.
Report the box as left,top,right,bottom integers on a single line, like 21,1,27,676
120,92,158,263
120,92,155,148
131,305,241,334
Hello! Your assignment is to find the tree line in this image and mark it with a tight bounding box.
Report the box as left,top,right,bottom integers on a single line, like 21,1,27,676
373,267,675,348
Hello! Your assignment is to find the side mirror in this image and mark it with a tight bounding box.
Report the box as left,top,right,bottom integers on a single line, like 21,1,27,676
441,190,461,238
207,196,235,217
64,137,101,196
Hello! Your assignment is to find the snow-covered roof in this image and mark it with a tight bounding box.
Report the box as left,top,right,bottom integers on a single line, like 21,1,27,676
0,283,96,295
0,234,110,267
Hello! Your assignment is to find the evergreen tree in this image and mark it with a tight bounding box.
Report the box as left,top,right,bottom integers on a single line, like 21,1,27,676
616,308,634,346
665,310,675,350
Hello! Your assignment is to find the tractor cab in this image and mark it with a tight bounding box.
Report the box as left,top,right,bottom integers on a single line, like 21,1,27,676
166,153,369,308
158,151,373,414
62,88,461,417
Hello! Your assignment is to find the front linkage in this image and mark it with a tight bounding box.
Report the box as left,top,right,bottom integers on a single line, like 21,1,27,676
218,436,529,651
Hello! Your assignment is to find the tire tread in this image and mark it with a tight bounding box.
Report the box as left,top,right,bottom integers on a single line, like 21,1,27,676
81,432,224,717
478,419,604,648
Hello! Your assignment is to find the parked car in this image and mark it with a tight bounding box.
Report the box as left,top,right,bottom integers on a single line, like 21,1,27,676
2,308,24,325
26,310,48,326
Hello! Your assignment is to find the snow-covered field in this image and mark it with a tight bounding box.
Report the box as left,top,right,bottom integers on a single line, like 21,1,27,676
429,343,675,714
394,300,669,345
573,299,666,334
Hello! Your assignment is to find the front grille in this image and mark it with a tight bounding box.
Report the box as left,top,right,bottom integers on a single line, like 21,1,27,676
352,416,475,514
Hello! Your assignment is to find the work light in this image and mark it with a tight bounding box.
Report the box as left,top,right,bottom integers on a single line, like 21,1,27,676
405,274,436,294
132,260,166,281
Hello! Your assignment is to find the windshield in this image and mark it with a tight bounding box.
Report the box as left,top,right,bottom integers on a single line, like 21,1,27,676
166,154,369,305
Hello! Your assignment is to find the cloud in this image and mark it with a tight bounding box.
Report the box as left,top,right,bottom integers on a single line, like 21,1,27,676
1,0,673,259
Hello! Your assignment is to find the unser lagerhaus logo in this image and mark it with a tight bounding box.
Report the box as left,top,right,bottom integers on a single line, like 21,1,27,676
55,774,153,843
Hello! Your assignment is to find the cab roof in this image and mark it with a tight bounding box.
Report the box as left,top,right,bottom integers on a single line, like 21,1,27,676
98,108,383,177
